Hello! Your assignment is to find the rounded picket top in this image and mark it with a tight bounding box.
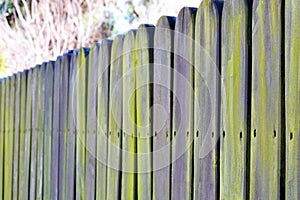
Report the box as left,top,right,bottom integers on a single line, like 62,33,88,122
136,24,155,51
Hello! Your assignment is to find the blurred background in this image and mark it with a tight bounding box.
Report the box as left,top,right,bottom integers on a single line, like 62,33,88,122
0,0,201,77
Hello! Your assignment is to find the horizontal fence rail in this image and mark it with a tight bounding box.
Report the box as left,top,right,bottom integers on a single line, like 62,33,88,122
0,0,299,199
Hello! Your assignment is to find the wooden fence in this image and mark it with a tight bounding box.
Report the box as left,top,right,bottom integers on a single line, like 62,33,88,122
0,0,299,199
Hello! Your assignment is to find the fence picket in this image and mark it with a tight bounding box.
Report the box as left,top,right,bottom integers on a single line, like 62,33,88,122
121,30,137,200
107,35,124,200
171,7,197,200
4,76,14,200
220,0,249,199
29,67,38,200
135,24,155,200
36,64,46,199
153,16,175,200
51,57,62,200
285,0,300,198
65,50,78,200
250,0,283,199
0,78,4,200
96,40,112,200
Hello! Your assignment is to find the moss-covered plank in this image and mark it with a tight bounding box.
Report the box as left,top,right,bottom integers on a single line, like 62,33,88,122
250,0,283,199
153,16,175,200
171,7,197,200
0,78,5,200
121,30,137,200
135,24,155,200
76,48,90,199
35,64,46,200
12,72,21,200
65,50,78,200
107,35,124,200
18,69,32,200
43,61,55,199
4,75,14,200
194,1,220,199
29,67,38,200
285,0,300,198
220,0,249,199
85,44,98,200
96,40,112,200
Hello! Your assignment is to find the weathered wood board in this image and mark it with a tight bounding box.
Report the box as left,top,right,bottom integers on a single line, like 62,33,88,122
171,7,197,200
121,30,137,200
85,44,98,200
194,1,220,199
65,50,78,200
153,16,175,200
76,47,90,199
285,0,300,198
36,64,46,199
4,75,15,200
43,61,55,199
250,0,282,199
136,24,155,200
51,57,62,199
107,35,124,200
96,40,112,200
0,78,5,200
57,51,71,200
12,72,22,199
29,67,38,200
220,0,249,199
12,72,21,200
18,69,32,200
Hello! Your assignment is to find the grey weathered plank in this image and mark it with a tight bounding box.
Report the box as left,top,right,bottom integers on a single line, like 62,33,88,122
36,64,46,200
220,0,249,199
153,16,175,200
250,0,282,199
13,72,21,200
76,47,90,199
29,66,38,200
194,0,221,199
18,69,32,200
51,57,63,200
171,7,197,200
65,50,79,200
107,35,124,200
44,61,55,199
121,30,137,200
136,24,155,200
0,78,4,200
85,44,98,200
285,0,300,198
58,51,71,200
4,75,15,200
96,40,112,200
